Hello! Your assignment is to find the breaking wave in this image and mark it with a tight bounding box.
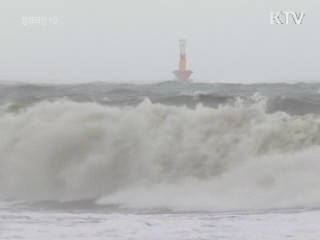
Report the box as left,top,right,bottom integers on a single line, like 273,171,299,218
0,99,320,211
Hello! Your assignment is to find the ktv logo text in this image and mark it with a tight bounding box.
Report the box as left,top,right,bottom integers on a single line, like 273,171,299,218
270,11,305,25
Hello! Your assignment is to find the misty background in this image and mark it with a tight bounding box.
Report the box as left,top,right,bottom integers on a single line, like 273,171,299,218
0,0,319,83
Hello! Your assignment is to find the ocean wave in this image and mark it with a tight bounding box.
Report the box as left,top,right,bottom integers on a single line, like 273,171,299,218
0,99,320,211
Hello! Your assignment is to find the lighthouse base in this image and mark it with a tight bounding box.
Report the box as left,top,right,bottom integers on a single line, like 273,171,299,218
173,70,193,81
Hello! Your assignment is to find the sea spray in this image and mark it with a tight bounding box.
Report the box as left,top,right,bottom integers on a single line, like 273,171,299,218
0,99,319,210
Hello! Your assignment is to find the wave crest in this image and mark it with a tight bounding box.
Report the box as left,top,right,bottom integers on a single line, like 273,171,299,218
0,99,320,210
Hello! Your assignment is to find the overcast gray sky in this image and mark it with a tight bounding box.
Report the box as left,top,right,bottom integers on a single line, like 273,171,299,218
0,0,319,83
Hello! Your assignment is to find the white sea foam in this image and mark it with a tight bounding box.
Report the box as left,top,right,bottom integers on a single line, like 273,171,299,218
0,99,320,211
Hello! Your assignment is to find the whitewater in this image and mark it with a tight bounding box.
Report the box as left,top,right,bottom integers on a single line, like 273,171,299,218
0,81,320,239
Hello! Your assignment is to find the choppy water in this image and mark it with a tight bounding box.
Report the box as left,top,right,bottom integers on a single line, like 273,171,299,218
2,81,320,115
0,81,320,239
1,202,320,240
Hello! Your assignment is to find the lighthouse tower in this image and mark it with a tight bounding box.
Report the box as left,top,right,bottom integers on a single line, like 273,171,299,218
173,39,193,81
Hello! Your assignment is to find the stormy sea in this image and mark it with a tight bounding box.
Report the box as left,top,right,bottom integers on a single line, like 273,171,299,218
1,80,320,239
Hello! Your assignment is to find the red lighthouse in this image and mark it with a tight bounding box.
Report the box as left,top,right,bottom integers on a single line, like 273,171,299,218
173,39,193,81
